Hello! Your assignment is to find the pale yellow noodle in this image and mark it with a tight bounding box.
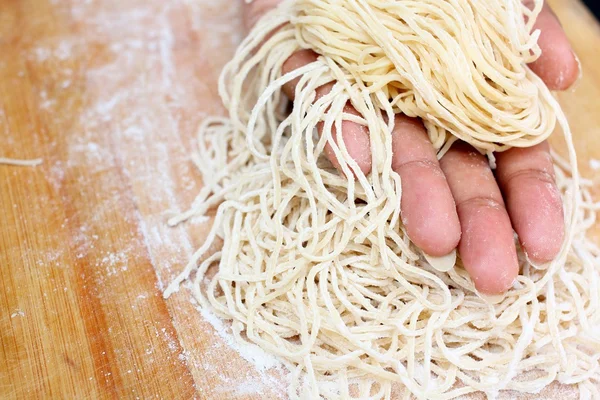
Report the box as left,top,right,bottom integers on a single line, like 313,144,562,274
0,157,42,166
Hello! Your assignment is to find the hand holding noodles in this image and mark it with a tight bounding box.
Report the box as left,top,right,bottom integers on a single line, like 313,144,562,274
166,0,600,398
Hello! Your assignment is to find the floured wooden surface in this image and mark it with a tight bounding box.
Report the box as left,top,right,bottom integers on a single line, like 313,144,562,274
0,0,598,398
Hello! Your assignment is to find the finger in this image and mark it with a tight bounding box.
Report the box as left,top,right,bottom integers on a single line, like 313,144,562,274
282,57,372,177
526,2,579,90
440,143,519,295
495,141,564,263
244,1,372,176
390,115,461,256
314,85,372,176
281,49,319,100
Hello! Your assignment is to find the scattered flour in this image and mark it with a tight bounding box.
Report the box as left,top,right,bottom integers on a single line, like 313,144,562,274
198,307,282,372
198,305,288,398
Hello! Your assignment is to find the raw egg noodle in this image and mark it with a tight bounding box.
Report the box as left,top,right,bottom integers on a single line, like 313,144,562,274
166,1,600,398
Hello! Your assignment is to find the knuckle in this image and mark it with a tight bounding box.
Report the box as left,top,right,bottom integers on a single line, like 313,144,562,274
394,158,441,174
502,168,556,188
457,196,505,212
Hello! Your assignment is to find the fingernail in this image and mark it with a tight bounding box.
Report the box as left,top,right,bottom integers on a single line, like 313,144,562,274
475,289,506,305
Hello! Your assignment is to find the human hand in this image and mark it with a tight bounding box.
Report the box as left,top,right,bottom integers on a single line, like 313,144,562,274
243,0,580,294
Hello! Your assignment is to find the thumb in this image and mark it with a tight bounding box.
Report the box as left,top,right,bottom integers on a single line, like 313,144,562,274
243,0,283,30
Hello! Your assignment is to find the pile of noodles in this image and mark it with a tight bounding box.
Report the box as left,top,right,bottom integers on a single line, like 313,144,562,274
165,0,600,398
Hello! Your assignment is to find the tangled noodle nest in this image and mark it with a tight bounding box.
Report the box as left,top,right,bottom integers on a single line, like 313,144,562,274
165,0,600,398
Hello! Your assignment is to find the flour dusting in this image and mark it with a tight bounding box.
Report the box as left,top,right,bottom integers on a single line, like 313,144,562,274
198,307,282,372
197,304,288,398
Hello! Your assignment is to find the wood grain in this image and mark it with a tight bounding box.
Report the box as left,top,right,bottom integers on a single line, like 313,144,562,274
0,0,598,399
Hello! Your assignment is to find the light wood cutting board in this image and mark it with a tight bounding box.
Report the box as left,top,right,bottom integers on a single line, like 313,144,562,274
1,0,599,398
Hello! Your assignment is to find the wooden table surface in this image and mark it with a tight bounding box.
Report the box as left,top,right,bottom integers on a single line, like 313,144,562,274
1,0,599,399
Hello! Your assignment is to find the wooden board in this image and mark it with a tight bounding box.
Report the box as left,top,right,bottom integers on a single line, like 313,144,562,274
0,0,598,398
